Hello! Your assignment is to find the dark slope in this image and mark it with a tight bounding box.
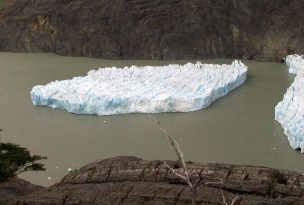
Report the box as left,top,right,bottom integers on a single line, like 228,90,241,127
0,178,43,204
0,0,303,61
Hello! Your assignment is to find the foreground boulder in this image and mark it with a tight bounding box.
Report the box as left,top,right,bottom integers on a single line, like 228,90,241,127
13,156,304,205
0,0,304,61
0,178,43,205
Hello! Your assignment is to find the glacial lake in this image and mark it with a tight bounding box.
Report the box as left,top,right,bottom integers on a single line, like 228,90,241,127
0,52,302,187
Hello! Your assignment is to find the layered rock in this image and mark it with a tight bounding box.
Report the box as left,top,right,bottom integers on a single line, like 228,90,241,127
13,156,304,205
0,0,304,61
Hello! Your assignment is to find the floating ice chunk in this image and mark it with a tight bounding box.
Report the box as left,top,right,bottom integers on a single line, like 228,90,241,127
275,54,304,152
31,61,247,115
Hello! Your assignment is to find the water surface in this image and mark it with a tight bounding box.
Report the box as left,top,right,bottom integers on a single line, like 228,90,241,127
0,52,301,187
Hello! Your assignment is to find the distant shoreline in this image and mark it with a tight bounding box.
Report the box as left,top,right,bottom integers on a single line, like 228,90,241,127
1,0,303,62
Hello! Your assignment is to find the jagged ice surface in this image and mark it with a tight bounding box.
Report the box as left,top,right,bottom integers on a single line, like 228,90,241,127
31,61,247,115
285,54,304,74
275,54,304,152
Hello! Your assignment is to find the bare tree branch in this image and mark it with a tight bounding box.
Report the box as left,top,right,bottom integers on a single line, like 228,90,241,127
150,115,198,205
231,195,239,205
150,115,239,205
149,115,195,192
221,189,239,205
204,178,224,186
163,161,187,181
221,190,228,205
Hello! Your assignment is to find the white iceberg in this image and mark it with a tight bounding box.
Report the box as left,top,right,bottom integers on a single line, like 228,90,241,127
275,54,304,152
31,61,247,115
285,54,304,74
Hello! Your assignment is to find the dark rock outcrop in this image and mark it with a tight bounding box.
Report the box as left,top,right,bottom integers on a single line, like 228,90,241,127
13,156,304,205
0,0,304,61
0,178,43,205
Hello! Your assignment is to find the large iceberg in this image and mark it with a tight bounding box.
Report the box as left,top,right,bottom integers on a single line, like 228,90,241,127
31,61,247,115
275,54,304,152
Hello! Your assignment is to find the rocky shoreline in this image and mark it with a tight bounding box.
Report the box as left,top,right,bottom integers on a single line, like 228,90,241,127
2,156,304,205
0,0,304,62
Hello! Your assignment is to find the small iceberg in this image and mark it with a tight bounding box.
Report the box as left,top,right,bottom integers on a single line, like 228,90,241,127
275,54,304,152
31,61,247,115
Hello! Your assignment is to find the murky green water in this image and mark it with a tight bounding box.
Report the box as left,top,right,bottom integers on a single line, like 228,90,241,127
0,52,301,187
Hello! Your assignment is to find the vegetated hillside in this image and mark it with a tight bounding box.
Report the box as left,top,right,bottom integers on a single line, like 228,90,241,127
0,0,303,61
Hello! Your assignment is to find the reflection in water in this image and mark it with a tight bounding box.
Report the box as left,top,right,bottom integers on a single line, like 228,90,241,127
0,52,302,186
